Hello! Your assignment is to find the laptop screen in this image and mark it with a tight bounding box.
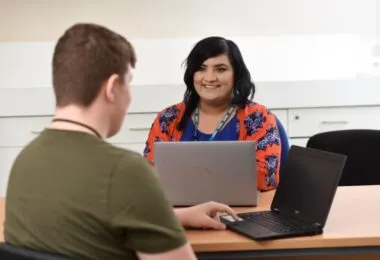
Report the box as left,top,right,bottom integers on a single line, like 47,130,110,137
271,145,346,227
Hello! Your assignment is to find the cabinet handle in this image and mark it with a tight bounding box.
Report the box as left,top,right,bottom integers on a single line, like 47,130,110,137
31,130,43,134
129,127,150,131
320,121,349,124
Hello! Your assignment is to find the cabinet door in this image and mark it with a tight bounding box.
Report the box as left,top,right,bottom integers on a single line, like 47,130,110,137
0,147,22,197
288,106,380,138
0,116,52,147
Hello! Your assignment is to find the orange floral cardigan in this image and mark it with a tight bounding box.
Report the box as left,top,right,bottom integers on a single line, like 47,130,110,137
143,101,281,191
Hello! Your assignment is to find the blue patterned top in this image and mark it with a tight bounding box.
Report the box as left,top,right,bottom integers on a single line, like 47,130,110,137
180,115,239,141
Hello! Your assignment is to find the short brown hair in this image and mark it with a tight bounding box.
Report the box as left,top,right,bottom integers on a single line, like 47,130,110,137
52,23,136,107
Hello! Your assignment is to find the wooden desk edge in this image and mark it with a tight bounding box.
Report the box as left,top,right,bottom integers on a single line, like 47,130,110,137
191,237,380,252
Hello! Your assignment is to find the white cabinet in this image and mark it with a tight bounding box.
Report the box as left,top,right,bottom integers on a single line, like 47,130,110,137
288,106,380,138
0,116,52,147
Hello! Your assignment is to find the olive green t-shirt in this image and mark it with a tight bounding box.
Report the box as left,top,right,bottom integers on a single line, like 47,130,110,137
4,129,187,260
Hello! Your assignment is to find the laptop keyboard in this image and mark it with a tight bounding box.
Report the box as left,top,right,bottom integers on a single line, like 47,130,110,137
239,211,310,233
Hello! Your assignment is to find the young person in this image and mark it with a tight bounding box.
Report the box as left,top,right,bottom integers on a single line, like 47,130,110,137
4,24,237,260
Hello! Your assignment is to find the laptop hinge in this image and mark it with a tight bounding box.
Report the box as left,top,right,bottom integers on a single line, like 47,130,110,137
313,223,322,230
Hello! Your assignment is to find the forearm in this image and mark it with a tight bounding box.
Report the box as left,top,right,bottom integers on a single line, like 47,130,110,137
173,208,188,226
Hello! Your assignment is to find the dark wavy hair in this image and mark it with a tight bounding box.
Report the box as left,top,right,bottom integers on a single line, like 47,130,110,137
177,36,255,130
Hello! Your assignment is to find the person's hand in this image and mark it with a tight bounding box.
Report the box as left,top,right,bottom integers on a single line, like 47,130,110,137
174,201,238,230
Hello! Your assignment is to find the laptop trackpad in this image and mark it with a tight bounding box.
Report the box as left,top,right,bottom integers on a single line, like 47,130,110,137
233,221,278,239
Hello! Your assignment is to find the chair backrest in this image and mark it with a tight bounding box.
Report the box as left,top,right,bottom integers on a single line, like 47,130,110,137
275,116,290,176
307,129,380,186
0,243,69,260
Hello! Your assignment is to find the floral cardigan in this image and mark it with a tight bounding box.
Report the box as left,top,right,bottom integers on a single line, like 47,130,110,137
143,101,281,191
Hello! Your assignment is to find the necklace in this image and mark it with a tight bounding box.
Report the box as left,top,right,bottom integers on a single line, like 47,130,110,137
192,105,235,141
51,118,102,139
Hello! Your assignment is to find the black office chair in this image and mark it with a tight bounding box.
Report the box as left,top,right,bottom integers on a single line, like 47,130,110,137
0,243,69,260
307,129,380,186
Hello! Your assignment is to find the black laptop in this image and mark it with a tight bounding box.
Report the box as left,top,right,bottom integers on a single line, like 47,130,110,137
220,145,347,240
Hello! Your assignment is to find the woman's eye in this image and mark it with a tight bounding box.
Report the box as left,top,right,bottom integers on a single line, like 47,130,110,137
216,67,227,72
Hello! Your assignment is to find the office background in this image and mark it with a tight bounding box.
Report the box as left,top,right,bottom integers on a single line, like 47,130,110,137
1,0,380,196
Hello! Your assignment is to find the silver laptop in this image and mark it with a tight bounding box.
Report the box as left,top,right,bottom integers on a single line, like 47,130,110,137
154,141,259,206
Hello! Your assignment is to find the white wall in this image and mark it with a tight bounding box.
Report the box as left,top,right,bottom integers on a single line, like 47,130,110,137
0,0,378,83
0,35,373,89
0,0,379,104
0,0,377,41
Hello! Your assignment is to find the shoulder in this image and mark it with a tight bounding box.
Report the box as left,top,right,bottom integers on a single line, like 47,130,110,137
114,149,150,173
236,102,278,136
79,140,148,175
156,102,185,120
107,149,161,200
102,144,150,176
109,145,161,186
93,140,143,160
107,151,188,254
151,102,186,135
13,131,140,168
238,101,274,117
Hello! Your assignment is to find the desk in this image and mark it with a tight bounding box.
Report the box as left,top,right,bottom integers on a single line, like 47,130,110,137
188,185,380,259
0,186,379,260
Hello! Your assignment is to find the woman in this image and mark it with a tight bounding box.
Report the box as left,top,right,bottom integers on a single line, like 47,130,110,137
143,36,281,191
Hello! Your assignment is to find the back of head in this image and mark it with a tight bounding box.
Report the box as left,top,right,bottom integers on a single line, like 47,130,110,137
52,23,136,108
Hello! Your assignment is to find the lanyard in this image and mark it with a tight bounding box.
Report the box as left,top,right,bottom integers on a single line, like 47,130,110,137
192,105,235,141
